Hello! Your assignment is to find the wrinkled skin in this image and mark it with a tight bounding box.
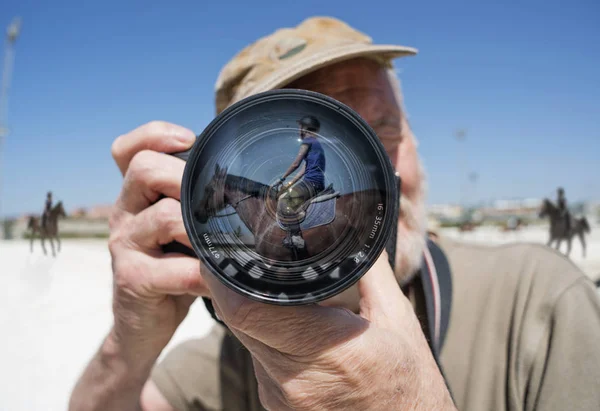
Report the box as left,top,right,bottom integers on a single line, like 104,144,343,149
205,251,455,410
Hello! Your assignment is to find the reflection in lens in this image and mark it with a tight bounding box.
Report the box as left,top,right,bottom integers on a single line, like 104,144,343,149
182,90,397,305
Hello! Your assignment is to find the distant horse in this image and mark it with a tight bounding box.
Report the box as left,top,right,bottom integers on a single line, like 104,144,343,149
27,201,67,257
195,164,382,261
539,198,590,258
500,217,525,232
458,222,477,232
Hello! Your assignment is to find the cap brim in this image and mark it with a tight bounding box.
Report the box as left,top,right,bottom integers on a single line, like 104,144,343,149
245,43,417,98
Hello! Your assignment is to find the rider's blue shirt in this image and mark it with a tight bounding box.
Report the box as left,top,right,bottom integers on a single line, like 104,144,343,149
301,137,325,189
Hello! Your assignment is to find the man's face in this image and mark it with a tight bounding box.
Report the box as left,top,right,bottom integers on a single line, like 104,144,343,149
285,58,427,292
299,126,307,139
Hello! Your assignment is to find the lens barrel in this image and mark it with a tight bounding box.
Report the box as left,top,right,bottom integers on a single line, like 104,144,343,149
180,89,399,305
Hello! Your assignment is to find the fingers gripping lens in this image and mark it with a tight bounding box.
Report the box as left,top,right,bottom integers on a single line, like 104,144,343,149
180,90,399,305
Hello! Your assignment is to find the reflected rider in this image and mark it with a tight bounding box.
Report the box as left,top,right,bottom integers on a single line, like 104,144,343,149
277,115,326,249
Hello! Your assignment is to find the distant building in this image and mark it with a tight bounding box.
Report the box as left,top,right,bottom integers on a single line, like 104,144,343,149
427,204,464,221
86,205,113,220
427,198,547,225
479,198,543,222
71,207,88,218
427,216,441,234
491,198,542,210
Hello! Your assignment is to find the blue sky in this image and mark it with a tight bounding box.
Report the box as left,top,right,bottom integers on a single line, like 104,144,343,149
0,0,598,217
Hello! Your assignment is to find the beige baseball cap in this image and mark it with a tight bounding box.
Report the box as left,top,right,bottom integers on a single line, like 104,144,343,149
214,16,417,114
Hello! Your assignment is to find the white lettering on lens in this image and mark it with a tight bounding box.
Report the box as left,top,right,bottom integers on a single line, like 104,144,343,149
369,215,383,239
203,233,220,259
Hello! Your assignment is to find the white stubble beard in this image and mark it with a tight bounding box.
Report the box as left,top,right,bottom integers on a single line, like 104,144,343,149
394,160,428,286
384,67,429,285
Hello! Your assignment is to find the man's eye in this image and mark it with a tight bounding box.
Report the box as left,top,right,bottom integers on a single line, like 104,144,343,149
374,126,403,142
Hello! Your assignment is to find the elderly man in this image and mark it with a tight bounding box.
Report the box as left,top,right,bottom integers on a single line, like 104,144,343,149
70,17,600,411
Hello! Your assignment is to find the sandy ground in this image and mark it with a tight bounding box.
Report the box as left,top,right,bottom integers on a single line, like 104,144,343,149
1,225,598,411
0,240,215,411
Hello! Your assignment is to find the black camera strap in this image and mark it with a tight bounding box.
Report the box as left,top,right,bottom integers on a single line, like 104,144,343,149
385,174,401,271
418,238,454,403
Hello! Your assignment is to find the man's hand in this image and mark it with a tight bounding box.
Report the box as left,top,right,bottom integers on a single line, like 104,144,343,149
70,121,208,411
108,121,208,357
204,253,457,410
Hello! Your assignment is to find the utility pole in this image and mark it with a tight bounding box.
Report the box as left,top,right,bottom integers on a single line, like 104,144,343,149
0,17,21,238
455,129,467,218
468,171,479,207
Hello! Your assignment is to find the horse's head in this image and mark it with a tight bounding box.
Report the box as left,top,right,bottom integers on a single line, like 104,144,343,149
581,216,591,233
195,164,228,223
54,201,67,218
539,198,552,218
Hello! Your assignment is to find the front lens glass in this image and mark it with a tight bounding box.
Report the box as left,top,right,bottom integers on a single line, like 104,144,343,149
183,90,398,305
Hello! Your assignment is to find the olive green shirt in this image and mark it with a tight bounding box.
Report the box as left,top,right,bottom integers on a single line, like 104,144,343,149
438,237,600,411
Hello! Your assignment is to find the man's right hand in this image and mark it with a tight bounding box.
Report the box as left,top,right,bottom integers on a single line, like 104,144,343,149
108,120,209,357
70,121,208,411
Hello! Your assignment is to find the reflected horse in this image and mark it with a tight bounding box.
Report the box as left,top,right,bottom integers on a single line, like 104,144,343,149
539,198,590,258
27,201,67,257
195,164,383,261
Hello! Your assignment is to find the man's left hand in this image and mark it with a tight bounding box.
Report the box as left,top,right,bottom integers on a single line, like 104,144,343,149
203,252,457,410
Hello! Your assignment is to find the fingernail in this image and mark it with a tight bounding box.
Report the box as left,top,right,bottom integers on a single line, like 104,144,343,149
175,129,196,144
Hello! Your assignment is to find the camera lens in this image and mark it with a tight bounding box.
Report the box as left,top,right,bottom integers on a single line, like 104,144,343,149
181,89,398,305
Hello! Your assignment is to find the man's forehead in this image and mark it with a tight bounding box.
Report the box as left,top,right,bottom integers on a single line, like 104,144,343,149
287,57,391,88
284,59,403,125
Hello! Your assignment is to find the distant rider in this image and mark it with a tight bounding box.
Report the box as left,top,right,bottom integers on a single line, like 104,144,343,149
42,191,53,229
556,187,571,233
277,115,326,249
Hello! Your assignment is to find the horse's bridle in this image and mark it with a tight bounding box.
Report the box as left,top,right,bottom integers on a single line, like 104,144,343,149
209,194,253,218
209,183,283,218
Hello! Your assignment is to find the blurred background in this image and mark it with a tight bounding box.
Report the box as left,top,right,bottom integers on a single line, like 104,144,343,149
0,1,598,410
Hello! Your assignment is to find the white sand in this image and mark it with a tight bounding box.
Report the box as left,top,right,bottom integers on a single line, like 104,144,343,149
1,225,598,411
0,240,215,411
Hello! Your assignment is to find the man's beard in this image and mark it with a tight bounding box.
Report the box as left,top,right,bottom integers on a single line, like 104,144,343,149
394,169,427,286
